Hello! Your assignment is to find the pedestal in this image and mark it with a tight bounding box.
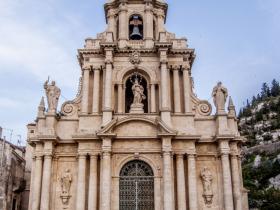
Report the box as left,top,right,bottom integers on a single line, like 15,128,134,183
129,103,144,114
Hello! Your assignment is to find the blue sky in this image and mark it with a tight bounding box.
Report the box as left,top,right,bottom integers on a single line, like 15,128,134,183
0,0,279,144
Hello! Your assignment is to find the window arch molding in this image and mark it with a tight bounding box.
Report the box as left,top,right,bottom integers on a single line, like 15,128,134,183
116,66,156,84
115,155,159,177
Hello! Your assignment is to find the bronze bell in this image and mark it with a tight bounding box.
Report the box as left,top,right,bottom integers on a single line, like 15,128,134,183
130,26,143,40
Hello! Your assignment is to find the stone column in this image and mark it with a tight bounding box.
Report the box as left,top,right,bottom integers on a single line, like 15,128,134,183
231,154,242,210
100,138,112,210
173,67,182,113
103,49,113,125
88,154,98,210
144,1,154,47
162,137,174,210
176,154,187,210
75,153,87,210
40,154,52,210
81,66,90,114
220,152,234,210
150,84,156,113
182,65,191,113
154,177,161,210
157,10,165,33
117,84,123,113
107,10,116,40
118,2,128,48
32,155,43,210
28,156,36,210
92,68,101,114
187,154,198,210
159,49,171,126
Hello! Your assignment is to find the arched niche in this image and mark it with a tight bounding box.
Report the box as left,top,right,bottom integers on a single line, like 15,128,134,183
124,71,149,113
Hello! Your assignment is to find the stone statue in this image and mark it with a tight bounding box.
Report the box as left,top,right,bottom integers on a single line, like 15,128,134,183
60,169,72,195
132,77,146,105
212,82,228,113
44,77,61,112
201,167,214,205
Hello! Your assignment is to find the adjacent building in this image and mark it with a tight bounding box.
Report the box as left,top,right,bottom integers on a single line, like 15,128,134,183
0,138,26,210
27,0,248,210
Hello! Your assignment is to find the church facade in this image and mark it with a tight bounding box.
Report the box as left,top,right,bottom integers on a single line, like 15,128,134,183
27,1,249,210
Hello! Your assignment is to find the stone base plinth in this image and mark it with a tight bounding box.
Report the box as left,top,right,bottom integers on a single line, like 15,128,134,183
130,103,144,114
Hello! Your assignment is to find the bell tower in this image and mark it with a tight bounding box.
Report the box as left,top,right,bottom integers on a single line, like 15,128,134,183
27,1,248,210
104,0,168,48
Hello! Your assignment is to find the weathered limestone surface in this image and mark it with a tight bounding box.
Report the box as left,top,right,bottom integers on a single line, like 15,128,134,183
26,0,249,210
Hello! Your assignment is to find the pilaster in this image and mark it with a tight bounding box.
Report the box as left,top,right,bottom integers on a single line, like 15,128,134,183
100,137,112,210
32,143,44,210
103,49,114,125
161,136,174,210
92,67,101,114
176,153,187,210
187,153,198,210
219,140,234,210
118,1,128,48
159,49,171,127
88,154,98,210
81,66,91,114
75,151,87,210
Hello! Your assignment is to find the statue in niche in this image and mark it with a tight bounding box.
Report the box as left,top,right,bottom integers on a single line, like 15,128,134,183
44,77,61,113
201,167,214,206
129,73,146,113
60,169,72,206
60,169,72,195
212,82,228,114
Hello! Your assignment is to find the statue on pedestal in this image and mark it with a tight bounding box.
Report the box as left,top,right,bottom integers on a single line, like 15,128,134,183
212,82,228,114
201,167,214,206
130,74,146,113
44,77,61,113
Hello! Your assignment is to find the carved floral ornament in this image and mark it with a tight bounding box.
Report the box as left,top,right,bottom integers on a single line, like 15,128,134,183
129,51,142,65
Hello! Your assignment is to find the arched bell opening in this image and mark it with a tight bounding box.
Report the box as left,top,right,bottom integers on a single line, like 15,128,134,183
125,72,148,113
119,160,154,210
129,14,144,40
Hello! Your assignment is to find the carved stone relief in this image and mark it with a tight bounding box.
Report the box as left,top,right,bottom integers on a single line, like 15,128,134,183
200,167,214,206
59,169,72,208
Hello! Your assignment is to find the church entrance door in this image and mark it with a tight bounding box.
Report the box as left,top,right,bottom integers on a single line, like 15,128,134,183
119,160,154,210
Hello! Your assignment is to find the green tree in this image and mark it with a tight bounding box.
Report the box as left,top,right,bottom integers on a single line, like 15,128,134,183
261,83,271,99
271,79,280,97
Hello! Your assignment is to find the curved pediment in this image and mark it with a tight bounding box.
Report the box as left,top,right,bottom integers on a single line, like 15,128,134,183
97,116,177,138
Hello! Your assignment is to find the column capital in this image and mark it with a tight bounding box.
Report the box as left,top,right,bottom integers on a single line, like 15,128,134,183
119,3,128,11
35,154,44,160
77,152,88,158
105,58,113,65
182,64,190,71
176,153,185,158
82,65,91,71
44,153,53,159
92,66,101,71
89,153,99,159
160,59,168,65
187,153,197,158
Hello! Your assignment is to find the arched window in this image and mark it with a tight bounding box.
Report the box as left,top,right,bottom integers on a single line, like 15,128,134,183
129,15,143,40
125,72,148,113
119,160,154,210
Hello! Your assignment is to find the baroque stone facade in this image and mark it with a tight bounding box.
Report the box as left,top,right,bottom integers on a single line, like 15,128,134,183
27,0,249,210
